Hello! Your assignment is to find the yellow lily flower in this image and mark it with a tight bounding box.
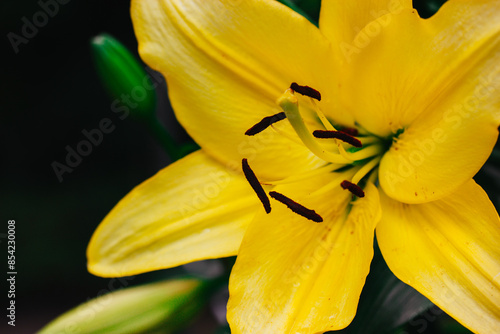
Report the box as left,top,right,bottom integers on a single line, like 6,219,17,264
87,0,500,333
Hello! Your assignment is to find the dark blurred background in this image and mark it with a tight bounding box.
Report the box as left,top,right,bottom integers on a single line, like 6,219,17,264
0,0,497,333
0,0,192,332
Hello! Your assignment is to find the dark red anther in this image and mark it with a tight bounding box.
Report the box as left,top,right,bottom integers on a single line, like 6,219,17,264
245,112,286,136
242,159,271,213
340,180,365,198
269,191,323,223
339,127,359,137
313,130,362,148
290,82,321,101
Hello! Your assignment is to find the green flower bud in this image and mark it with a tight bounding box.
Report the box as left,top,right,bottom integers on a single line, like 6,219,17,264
39,278,207,334
91,33,157,120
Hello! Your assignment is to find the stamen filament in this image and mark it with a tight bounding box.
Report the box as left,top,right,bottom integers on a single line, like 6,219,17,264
277,89,352,164
351,155,382,184
353,123,370,136
311,99,353,157
338,144,355,161
309,168,359,198
358,136,379,146
311,100,336,131
262,163,343,186
344,144,385,161
270,124,303,145
309,99,365,155
368,167,379,184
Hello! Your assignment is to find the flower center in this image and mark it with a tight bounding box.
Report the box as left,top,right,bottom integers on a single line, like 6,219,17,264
242,83,388,221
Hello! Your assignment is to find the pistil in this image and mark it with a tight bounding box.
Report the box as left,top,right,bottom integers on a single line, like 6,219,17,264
277,89,352,164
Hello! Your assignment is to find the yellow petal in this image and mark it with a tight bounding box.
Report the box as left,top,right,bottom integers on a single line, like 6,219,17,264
319,1,411,127
87,150,259,277
319,0,412,61
377,180,500,334
131,0,338,180
227,174,381,333
346,1,500,137
379,114,498,204
343,1,500,203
